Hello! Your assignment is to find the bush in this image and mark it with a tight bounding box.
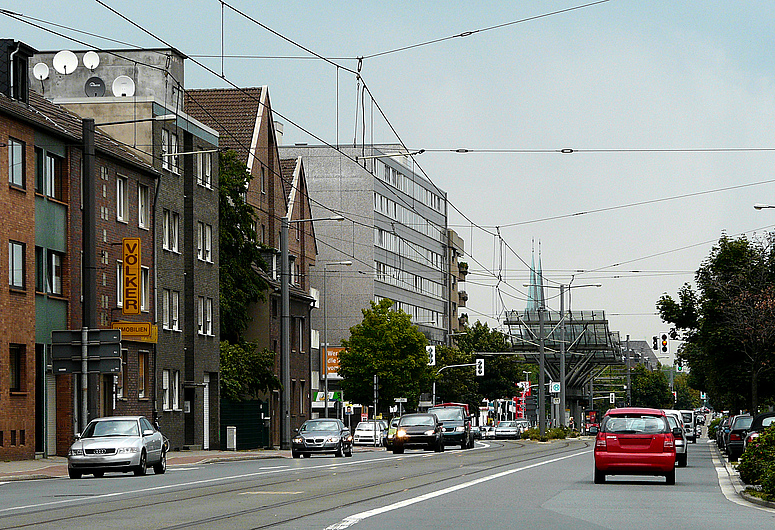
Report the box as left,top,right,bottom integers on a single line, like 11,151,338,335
548,427,567,440
521,427,539,440
708,417,721,441
738,425,775,498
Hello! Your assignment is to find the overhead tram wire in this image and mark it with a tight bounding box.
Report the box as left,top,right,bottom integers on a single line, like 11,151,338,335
0,9,141,48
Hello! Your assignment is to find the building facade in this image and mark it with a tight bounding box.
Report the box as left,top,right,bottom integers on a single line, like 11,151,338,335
30,47,220,451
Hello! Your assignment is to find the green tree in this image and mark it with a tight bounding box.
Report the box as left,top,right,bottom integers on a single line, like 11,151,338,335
630,364,672,408
433,344,478,412
658,234,775,413
673,372,699,410
338,299,433,412
456,321,521,401
219,150,269,343
220,341,280,402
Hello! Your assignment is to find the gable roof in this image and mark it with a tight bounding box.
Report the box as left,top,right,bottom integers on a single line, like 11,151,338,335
184,87,264,166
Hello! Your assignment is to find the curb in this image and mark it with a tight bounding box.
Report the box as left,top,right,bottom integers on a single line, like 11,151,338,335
740,490,775,509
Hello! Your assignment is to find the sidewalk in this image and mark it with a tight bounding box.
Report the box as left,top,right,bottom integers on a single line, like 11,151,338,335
0,448,288,481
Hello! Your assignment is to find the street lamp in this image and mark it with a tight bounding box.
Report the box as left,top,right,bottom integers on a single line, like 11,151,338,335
323,260,352,418
281,215,346,449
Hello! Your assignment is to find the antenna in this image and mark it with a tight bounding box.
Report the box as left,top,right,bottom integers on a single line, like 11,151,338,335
52,50,78,74
85,77,106,97
83,51,100,70
32,62,50,81
111,75,136,97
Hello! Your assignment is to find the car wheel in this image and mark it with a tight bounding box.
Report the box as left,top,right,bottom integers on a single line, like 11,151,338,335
153,450,167,474
594,468,605,484
335,443,345,458
93,471,104,478
666,469,676,485
134,451,147,476
346,445,353,457
678,453,687,468
68,468,81,480
292,451,301,459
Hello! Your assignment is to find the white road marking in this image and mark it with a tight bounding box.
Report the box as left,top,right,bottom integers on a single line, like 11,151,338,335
239,491,302,495
325,449,591,529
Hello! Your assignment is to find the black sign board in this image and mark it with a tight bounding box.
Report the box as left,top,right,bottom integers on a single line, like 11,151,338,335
51,329,122,374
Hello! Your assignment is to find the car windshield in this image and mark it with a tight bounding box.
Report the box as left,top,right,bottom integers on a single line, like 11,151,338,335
355,423,375,431
301,421,340,432
429,408,463,421
401,416,435,427
603,415,666,434
498,422,516,428
83,419,139,438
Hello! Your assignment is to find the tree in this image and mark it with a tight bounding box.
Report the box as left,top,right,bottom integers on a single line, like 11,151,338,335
219,150,269,343
456,321,521,401
658,233,775,413
220,341,280,402
630,364,672,408
433,344,478,412
338,299,433,412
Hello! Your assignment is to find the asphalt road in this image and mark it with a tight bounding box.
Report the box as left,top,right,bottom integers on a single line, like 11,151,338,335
0,439,773,529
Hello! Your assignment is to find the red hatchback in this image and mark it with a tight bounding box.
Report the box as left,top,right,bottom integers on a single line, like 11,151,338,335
593,407,678,485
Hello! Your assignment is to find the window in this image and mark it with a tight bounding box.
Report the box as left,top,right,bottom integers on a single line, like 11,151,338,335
35,246,44,292
163,210,180,252
8,138,25,188
45,153,64,200
197,222,204,260
198,151,212,188
9,240,25,289
35,147,44,193
197,296,204,335
117,349,128,399
47,250,63,295
204,224,212,262
300,380,306,415
138,183,149,228
205,298,213,336
162,369,170,410
141,267,150,311
116,176,128,222
116,261,123,308
163,289,180,331
261,165,266,193
162,129,179,173
9,344,25,392
172,371,180,410
138,351,149,398
162,289,170,329
163,210,170,249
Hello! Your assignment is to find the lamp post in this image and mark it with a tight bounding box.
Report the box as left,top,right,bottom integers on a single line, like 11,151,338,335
281,215,345,449
323,260,352,418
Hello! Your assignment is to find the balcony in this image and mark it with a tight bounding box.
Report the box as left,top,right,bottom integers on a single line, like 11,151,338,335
458,261,469,279
458,290,468,307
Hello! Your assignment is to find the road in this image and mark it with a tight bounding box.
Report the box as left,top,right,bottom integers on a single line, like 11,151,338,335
0,438,773,529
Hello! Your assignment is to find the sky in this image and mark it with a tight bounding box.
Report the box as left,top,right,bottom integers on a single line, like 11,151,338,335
5,0,775,344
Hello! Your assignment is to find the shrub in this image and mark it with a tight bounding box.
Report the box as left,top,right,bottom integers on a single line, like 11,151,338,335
708,417,721,440
521,428,539,440
548,427,567,440
738,424,775,497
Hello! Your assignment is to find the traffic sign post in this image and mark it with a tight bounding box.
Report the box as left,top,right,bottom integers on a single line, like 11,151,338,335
51,328,122,374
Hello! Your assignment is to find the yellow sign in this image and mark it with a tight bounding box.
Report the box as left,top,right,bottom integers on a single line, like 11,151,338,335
112,322,157,344
122,238,141,315
325,347,343,376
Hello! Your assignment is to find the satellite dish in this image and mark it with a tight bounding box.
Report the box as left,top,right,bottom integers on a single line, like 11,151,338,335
32,62,50,81
111,75,136,97
83,51,100,70
52,50,78,74
84,77,106,97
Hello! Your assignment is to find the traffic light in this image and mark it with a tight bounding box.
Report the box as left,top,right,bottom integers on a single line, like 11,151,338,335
652,336,658,350
475,358,485,377
525,394,537,413
661,334,668,353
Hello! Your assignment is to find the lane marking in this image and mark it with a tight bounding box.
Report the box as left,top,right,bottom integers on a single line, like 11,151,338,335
239,491,302,495
326,449,591,529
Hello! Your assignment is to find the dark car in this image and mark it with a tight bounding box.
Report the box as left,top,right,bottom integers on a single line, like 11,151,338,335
392,413,444,454
745,412,775,450
593,407,678,485
716,416,731,450
292,418,353,458
726,414,753,462
428,405,473,449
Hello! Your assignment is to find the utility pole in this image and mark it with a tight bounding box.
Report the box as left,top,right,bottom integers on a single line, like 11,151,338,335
626,335,631,406
538,305,546,437
81,118,96,431
559,284,566,427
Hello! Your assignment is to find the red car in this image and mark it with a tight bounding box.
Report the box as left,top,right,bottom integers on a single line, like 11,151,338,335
593,407,678,485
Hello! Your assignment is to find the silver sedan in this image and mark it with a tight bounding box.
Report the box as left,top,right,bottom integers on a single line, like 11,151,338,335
67,416,167,479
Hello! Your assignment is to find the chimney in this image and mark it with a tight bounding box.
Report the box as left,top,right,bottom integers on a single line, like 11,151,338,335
274,120,284,146
0,40,36,103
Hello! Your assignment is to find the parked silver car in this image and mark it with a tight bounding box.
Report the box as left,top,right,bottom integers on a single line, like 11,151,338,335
67,416,167,479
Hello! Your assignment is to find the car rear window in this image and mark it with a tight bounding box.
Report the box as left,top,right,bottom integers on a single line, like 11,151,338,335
733,416,753,430
681,413,693,424
762,417,775,428
603,414,667,434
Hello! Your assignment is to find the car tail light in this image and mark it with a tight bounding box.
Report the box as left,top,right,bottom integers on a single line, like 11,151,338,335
747,433,758,444
595,434,607,450
663,434,675,450
730,433,742,441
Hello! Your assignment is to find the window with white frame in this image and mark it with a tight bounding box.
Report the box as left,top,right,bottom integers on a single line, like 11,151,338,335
8,137,25,188
138,183,149,228
9,240,25,289
47,250,63,295
116,261,123,308
171,212,179,252
138,350,149,398
205,224,212,262
162,369,170,410
162,289,170,329
172,370,180,409
206,298,213,336
116,176,128,222
198,151,212,188
141,267,149,311
170,131,179,173
162,129,179,172
171,290,180,330
163,209,170,249
197,296,204,335
197,222,204,260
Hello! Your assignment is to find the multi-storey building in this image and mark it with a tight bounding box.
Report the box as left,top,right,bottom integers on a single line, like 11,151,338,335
30,47,220,451
278,144,453,408
185,88,317,446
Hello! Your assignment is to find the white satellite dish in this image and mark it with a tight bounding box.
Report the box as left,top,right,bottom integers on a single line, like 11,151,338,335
83,51,100,70
112,75,136,97
32,62,50,81
52,50,78,74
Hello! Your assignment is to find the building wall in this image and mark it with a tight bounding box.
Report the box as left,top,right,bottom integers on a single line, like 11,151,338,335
0,114,37,460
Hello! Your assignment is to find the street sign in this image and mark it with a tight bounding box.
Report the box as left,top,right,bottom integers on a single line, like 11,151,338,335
122,237,141,315
53,356,121,374
550,381,561,393
394,397,407,403
552,397,561,405
609,392,616,404
51,329,122,374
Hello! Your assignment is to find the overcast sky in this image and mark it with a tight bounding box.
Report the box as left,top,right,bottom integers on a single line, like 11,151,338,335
7,1,775,343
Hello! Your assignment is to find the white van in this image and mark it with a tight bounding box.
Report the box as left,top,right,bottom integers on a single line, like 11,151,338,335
680,410,696,443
